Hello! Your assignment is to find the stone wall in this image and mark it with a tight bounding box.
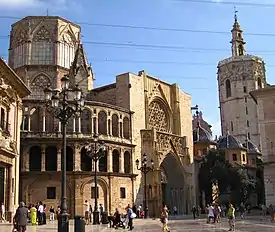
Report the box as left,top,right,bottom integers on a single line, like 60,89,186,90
218,56,266,149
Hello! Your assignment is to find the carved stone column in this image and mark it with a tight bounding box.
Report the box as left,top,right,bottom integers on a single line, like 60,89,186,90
58,122,61,132
41,146,46,171
119,150,124,173
73,118,76,133
74,144,81,171
77,117,81,133
107,147,113,172
57,146,61,171
28,115,31,132
42,109,46,132
118,120,121,138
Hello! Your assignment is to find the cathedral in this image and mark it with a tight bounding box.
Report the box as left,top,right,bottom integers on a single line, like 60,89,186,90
7,16,196,217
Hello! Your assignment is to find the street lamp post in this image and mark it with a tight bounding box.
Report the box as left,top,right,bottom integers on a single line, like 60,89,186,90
44,75,84,232
135,154,154,219
84,134,106,225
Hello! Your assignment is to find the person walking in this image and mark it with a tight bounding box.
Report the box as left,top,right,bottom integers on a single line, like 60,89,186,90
228,204,235,231
49,206,55,222
83,200,90,225
160,205,170,232
127,205,134,230
14,202,29,232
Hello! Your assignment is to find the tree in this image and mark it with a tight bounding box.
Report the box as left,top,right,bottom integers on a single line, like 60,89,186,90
198,149,230,203
198,149,257,205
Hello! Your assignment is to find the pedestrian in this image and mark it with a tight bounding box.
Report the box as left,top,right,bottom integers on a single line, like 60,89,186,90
192,205,197,219
127,205,135,230
30,204,37,225
49,206,55,221
43,204,47,224
83,200,90,225
228,204,235,231
160,205,170,232
13,202,29,232
37,202,44,225
239,203,245,219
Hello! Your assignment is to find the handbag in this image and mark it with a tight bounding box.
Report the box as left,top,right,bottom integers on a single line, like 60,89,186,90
130,212,137,218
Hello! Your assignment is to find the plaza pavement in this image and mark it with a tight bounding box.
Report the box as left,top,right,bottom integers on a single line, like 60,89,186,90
0,216,274,232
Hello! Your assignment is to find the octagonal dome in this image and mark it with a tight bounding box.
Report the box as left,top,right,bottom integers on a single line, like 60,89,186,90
242,140,260,154
217,134,244,149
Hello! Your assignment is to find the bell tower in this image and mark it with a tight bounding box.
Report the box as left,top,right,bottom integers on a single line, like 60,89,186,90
217,12,267,150
230,10,246,57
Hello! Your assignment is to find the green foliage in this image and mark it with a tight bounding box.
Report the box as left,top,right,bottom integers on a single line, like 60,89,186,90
198,149,257,204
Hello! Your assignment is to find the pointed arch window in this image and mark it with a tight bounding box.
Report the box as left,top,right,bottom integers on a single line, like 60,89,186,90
31,75,51,99
59,33,75,69
257,78,262,89
31,26,53,65
225,79,231,98
238,45,244,56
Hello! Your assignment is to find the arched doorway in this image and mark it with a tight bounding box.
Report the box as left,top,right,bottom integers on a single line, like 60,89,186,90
160,154,185,214
81,178,108,214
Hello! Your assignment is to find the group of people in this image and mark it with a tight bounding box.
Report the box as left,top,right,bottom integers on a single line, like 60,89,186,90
112,204,137,230
83,200,105,225
12,201,60,232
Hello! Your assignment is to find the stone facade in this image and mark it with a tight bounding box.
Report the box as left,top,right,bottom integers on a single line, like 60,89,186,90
0,57,30,221
7,16,195,217
217,16,267,149
250,87,275,206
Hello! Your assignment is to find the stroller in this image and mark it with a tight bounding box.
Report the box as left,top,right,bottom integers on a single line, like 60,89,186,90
112,213,127,229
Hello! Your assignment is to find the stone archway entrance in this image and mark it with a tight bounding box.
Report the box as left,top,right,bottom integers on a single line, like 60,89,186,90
160,154,185,214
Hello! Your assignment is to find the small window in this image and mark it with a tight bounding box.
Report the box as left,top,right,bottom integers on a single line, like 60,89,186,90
91,187,99,199
120,187,126,199
246,107,248,115
242,154,246,162
230,121,234,132
244,97,247,103
247,120,250,127
243,86,247,93
47,187,56,199
232,154,237,161
248,132,251,139
225,79,231,98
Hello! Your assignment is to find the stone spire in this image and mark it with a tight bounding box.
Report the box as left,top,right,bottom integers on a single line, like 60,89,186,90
230,8,246,57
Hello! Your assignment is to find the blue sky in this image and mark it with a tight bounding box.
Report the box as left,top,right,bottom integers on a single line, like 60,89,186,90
1,0,275,137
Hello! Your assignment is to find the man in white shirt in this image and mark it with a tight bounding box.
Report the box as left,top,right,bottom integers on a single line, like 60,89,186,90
38,202,44,225
83,200,90,225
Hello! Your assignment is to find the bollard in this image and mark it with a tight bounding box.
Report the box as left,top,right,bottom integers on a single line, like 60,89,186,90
74,215,85,232
101,212,109,224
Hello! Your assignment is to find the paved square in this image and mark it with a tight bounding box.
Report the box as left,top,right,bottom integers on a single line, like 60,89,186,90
0,217,274,231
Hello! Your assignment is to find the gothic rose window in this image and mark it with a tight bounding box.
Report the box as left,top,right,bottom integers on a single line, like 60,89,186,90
148,101,169,132
31,75,51,99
